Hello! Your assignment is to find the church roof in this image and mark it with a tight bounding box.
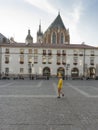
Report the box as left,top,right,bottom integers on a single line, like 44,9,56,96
26,35,33,40
0,33,9,44
0,33,5,39
47,13,66,31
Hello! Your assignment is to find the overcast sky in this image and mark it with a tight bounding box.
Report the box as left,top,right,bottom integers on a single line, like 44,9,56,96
0,0,98,46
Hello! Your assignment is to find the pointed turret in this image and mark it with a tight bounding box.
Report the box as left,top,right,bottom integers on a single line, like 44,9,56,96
25,29,33,44
37,21,43,43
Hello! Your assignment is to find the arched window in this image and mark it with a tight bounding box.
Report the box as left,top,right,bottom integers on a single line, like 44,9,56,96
52,32,56,44
61,33,64,44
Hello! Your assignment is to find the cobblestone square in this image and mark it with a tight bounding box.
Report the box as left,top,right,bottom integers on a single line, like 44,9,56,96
0,79,98,130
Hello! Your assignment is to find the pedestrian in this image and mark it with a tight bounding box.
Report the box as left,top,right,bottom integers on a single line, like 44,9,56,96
57,73,64,98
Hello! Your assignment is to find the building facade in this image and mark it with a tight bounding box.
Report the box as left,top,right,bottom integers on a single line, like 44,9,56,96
0,13,98,79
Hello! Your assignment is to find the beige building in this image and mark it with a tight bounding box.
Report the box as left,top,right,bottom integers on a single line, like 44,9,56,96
0,13,98,79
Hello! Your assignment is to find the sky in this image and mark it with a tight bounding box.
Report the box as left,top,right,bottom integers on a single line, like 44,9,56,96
0,0,98,46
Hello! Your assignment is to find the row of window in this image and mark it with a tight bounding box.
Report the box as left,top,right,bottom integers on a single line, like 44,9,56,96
4,48,95,55
5,48,38,54
4,56,94,65
3,68,26,74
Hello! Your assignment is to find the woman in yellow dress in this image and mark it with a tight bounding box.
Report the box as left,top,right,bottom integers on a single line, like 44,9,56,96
57,73,64,98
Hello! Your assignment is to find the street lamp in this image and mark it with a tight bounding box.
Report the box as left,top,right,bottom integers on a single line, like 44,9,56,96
28,58,33,79
82,42,85,79
66,65,68,80
65,63,70,80
83,48,85,79
28,62,32,79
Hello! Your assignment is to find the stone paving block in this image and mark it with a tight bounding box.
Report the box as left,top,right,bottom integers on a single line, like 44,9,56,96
0,80,98,129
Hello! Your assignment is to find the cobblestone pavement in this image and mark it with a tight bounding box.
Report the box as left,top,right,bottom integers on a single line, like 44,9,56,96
0,79,98,130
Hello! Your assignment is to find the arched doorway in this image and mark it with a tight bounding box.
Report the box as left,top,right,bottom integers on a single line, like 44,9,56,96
43,67,50,76
57,67,65,77
88,67,95,78
71,68,79,77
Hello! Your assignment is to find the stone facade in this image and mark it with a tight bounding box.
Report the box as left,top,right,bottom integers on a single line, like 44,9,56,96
0,13,98,79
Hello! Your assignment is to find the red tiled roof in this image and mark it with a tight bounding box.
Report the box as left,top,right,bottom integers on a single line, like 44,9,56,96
0,42,97,49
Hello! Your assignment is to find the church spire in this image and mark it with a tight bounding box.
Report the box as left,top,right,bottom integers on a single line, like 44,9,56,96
37,20,43,43
39,20,41,33
58,9,60,15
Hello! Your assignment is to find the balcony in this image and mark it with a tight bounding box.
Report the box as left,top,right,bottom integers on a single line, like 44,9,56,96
90,63,94,65
62,62,66,65
57,62,61,65
28,61,32,63
34,62,38,64
74,54,78,56
62,53,66,56
73,63,77,65
5,51,9,54
57,53,61,56
42,62,46,64
5,61,9,64
20,61,24,64
48,53,52,55
79,54,83,56
42,53,46,55
48,62,52,64
20,52,24,54
91,54,94,56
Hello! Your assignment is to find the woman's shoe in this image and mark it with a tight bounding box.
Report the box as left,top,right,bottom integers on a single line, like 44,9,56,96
62,94,64,97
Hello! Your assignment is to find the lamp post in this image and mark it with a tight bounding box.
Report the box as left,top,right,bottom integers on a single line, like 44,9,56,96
83,48,85,79
82,42,85,79
66,65,68,80
28,62,32,79
65,63,70,80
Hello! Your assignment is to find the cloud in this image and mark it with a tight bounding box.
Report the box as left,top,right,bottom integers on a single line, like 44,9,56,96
69,1,83,24
24,0,57,14
64,1,84,43
24,0,84,44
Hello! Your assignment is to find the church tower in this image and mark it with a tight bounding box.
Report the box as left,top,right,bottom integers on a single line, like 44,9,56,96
43,12,70,44
37,22,43,43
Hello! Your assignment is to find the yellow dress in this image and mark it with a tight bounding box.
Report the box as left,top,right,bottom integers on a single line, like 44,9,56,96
58,78,63,89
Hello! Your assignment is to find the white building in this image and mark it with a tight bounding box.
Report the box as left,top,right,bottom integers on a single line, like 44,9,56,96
0,13,98,79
